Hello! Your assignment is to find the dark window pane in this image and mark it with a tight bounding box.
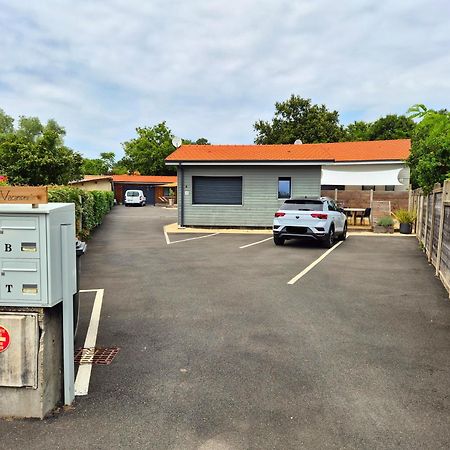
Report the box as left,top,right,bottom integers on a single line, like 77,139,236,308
385,185,395,191
278,177,291,199
282,200,324,211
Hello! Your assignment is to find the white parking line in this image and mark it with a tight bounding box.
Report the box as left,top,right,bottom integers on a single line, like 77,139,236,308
163,225,219,245
287,241,344,285
239,237,273,249
74,289,104,396
164,228,171,245
169,233,219,245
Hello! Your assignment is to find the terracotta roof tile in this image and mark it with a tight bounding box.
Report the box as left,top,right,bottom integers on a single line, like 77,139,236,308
111,175,177,183
166,139,410,163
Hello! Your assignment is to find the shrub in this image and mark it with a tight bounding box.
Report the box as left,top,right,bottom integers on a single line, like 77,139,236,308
394,209,417,224
48,186,114,238
377,216,394,227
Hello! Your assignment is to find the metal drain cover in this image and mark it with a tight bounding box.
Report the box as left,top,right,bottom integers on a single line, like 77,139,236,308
74,347,120,365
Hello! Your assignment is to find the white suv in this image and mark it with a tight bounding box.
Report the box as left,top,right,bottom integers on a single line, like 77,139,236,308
273,197,347,248
124,189,146,207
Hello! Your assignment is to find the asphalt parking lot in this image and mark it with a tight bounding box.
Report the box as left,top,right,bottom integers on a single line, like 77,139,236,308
1,206,450,449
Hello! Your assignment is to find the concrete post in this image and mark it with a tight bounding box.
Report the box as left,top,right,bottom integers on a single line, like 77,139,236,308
0,306,63,419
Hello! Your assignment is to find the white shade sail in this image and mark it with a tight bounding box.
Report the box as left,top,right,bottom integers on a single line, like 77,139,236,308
321,164,404,186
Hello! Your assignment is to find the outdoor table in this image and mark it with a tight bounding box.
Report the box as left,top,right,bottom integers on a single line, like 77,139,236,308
344,207,366,225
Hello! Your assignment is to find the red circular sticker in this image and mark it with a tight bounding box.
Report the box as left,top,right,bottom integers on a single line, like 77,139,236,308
0,326,10,353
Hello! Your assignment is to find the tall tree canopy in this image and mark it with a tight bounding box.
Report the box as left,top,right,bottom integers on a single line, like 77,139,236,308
0,110,82,185
120,122,209,175
120,122,176,175
82,151,117,175
253,95,344,144
0,109,14,135
407,105,450,191
343,114,415,141
183,137,211,145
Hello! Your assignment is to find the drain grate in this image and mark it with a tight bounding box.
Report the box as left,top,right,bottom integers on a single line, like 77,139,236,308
74,347,120,365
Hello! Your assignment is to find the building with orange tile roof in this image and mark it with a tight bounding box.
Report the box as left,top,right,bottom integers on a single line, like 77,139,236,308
71,174,177,205
166,140,411,227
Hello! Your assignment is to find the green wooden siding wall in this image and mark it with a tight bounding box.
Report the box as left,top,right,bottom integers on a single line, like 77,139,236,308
177,165,321,227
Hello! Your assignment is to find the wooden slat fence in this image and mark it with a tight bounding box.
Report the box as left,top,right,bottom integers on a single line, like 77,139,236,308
410,180,450,297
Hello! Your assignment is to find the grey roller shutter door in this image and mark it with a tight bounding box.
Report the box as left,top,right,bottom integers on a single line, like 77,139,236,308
193,176,242,205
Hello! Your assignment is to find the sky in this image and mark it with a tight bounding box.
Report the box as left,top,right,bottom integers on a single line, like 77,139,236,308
1,0,449,159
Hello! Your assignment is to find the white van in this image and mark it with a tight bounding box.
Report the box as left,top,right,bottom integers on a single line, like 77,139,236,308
124,189,146,207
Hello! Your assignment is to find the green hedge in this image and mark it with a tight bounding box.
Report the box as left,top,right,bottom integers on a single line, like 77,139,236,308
48,186,114,239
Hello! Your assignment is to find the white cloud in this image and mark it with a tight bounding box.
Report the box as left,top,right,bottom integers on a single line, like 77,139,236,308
1,0,449,157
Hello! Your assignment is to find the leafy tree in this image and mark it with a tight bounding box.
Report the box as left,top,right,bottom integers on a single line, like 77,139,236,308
0,109,14,135
407,105,450,191
0,131,82,185
183,137,210,145
81,158,108,175
0,111,82,185
343,114,415,142
342,121,372,141
254,95,344,144
121,122,175,175
81,151,117,175
170,137,210,147
100,152,115,172
121,122,179,175
16,116,44,142
194,137,210,145
111,164,128,175
367,114,415,140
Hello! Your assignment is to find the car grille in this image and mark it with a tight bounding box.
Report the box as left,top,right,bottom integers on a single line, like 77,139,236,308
285,226,309,234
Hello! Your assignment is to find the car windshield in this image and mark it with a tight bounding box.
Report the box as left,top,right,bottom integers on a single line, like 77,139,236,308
126,191,140,197
282,200,324,211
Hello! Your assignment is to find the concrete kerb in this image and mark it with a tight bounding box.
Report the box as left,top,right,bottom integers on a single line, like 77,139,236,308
164,223,417,237
164,223,272,235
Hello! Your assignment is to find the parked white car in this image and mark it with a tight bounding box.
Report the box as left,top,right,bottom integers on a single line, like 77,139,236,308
124,189,146,207
273,197,347,247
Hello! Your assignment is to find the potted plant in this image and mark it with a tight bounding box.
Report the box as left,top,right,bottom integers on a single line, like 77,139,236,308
374,215,395,233
394,209,417,234
167,188,176,207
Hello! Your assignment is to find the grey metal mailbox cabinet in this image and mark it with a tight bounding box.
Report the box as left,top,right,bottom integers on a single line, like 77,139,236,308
0,203,76,307
0,203,77,418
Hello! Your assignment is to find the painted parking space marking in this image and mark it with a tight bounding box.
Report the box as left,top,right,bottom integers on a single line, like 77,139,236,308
239,237,273,249
287,240,345,285
74,289,104,396
168,233,219,245
163,225,219,245
163,227,171,245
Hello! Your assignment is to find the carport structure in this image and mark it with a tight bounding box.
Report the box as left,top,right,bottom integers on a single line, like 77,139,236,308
111,175,176,205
